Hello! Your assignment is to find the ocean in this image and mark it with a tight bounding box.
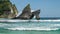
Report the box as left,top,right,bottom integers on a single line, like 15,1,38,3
0,19,60,34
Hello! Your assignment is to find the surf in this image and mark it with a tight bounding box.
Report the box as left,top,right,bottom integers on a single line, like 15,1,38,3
0,19,60,31
7,27,60,31
0,22,60,31
0,19,60,22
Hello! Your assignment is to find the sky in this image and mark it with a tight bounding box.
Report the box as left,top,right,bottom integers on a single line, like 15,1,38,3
10,0,60,17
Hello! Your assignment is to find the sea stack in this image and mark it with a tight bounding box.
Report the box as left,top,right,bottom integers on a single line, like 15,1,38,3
13,4,40,20
18,4,32,19
13,4,32,20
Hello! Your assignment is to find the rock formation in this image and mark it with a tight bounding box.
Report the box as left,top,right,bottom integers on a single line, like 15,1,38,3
13,4,40,20
0,0,18,18
0,0,40,20
0,0,11,18
18,4,32,19
13,4,32,19
32,10,40,20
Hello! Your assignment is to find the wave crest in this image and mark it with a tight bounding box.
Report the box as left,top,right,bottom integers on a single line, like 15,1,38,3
7,27,59,31
0,20,60,22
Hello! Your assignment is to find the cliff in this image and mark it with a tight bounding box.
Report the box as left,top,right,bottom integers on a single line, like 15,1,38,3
0,0,18,18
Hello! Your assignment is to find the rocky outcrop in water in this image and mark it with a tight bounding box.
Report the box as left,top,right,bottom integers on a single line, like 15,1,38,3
13,4,32,19
32,10,40,20
18,4,32,19
13,4,40,20
0,0,40,20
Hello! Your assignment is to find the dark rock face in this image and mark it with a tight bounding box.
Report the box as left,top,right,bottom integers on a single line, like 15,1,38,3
19,4,32,19
32,10,40,20
29,14,34,19
13,9,40,20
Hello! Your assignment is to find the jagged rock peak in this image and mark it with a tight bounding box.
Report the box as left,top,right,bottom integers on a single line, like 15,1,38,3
13,4,32,19
22,4,31,13
24,4,30,9
25,4,30,9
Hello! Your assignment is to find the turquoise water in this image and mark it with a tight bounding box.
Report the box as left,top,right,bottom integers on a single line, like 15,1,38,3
0,20,60,34
0,30,60,34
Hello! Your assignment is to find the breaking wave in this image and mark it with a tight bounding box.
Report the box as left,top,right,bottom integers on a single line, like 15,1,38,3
0,23,60,31
0,19,60,31
7,27,60,31
0,19,60,22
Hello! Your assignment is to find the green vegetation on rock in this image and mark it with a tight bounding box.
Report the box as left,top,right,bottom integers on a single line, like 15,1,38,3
0,0,18,18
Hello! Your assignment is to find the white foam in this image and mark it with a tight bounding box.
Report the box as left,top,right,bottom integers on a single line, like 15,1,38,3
0,19,60,22
7,27,59,31
0,20,29,22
